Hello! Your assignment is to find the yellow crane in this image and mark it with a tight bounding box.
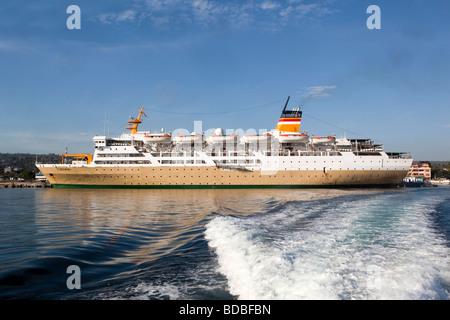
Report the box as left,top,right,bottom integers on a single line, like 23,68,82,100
126,106,146,134
60,154,93,164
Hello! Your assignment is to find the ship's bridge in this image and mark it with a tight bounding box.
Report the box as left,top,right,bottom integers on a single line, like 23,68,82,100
93,136,107,147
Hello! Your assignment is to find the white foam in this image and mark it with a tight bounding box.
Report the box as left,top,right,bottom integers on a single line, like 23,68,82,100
205,193,450,300
130,282,183,300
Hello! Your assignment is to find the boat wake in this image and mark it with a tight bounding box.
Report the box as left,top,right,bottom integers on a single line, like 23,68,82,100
205,190,450,300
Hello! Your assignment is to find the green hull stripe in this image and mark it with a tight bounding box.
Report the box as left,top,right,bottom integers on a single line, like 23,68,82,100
52,183,398,189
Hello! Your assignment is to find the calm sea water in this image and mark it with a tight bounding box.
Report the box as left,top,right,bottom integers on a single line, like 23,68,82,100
0,186,449,300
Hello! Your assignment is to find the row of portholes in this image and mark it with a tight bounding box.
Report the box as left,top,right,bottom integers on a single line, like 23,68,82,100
94,173,381,181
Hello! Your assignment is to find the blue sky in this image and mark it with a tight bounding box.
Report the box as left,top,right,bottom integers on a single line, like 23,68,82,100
0,0,449,160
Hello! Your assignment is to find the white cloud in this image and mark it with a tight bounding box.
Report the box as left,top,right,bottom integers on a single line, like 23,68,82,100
303,85,337,98
279,5,293,17
0,39,37,53
193,0,213,11
261,1,280,10
192,0,220,24
97,13,115,24
95,0,335,31
116,9,137,22
98,9,138,24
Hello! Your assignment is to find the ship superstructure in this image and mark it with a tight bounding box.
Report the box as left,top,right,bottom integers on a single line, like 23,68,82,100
36,98,412,188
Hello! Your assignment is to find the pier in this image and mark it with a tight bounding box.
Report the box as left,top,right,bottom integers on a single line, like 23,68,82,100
0,181,52,188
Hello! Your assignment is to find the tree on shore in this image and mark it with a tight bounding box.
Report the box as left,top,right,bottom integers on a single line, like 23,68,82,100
1,153,59,181
430,162,450,180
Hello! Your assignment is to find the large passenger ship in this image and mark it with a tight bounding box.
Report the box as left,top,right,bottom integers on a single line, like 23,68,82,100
36,98,413,188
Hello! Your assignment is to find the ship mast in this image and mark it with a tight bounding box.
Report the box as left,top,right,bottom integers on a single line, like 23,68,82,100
126,106,146,134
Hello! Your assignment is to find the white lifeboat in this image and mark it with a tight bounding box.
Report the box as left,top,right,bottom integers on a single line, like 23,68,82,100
143,133,172,144
208,134,239,144
243,133,272,144
335,138,352,147
174,132,203,144
278,132,309,143
311,135,336,144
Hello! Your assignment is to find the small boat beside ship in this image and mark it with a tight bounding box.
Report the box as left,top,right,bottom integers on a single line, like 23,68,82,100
429,179,450,185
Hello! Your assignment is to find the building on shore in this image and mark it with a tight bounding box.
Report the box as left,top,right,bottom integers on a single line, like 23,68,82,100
406,162,432,181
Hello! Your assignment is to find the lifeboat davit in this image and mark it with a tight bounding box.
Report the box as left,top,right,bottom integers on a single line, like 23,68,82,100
143,133,172,144
312,136,336,144
278,132,309,143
